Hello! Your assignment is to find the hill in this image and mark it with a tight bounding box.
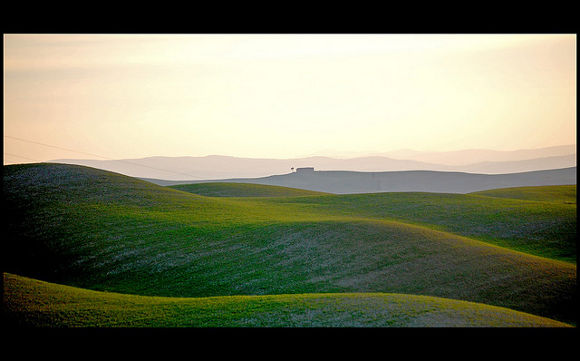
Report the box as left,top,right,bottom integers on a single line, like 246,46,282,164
471,185,576,204
169,182,329,197
2,163,576,324
49,145,576,181
448,154,576,174
381,145,576,166
145,167,576,194
3,273,571,327
249,186,577,263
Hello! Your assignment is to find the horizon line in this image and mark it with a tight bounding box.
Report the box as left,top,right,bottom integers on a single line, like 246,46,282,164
42,143,576,162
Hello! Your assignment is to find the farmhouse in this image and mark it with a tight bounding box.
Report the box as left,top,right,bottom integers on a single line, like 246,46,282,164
296,167,315,174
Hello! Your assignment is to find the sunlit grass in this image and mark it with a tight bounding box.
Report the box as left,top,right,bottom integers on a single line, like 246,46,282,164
471,185,576,204
247,189,576,263
2,163,577,325
4,273,571,328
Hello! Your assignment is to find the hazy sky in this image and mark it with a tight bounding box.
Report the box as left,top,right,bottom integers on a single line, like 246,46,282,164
3,34,576,163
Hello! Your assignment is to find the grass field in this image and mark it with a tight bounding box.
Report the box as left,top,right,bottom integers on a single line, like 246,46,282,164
3,273,571,327
2,163,576,326
471,185,576,204
247,191,576,263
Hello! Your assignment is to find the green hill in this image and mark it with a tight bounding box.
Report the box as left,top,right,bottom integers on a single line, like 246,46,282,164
168,182,329,197
471,185,576,204
3,273,571,327
249,189,577,263
2,163,576,325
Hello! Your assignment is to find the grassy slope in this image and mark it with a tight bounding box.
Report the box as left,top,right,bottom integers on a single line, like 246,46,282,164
3,273,571,327
471,185,576,204
168,183,576,263
250,189,576,263
2,163,576,324
168,182,329,197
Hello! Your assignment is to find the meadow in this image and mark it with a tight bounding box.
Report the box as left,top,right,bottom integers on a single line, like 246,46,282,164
4,273,570,327
2,163,576,326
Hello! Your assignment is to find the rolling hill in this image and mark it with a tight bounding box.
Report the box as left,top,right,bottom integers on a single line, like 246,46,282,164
50,144,576,181
245,189,577,263
2,163,577,326
4,273,571,327
146,167,577,195
381,145,576,166
169,182,329,197
448,154,576,174
471,185,576,204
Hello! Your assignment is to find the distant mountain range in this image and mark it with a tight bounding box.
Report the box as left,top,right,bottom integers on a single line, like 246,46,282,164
143,167,577,194
51,145,576,181
378,145,576,166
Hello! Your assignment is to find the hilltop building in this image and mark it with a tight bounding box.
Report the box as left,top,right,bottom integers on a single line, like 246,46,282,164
296,167,315,174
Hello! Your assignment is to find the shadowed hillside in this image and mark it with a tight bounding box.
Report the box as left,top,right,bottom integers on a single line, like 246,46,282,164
2,163,576,324
169,182,329,197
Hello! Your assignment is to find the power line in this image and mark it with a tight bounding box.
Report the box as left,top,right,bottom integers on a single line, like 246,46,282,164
4,152,42,163
4,135,206,179
5,135,110,160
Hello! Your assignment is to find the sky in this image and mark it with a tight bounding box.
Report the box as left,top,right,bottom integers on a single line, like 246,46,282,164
3,34,576,164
